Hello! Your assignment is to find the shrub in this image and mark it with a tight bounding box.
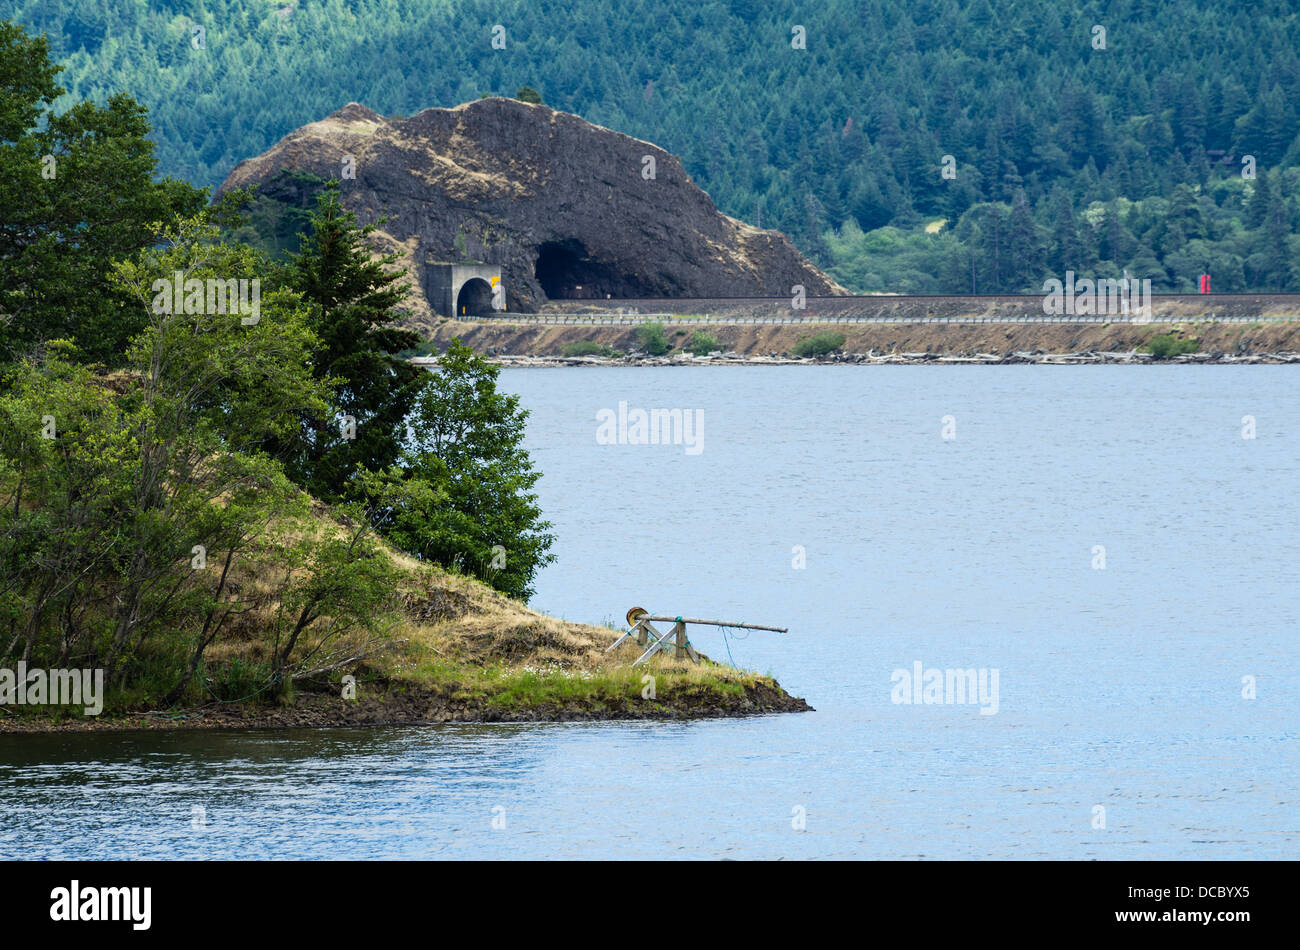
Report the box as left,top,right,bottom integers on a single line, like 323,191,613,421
561,341,620,358
636,322,670,356
793,331,847,358
376,340,555,601
1145,333,1198,360
685,331,722,356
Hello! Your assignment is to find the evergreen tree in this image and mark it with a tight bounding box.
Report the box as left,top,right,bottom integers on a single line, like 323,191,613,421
1100,201,1128,266
0,21,206,366
1246,169,1274,229
1006,189,1043,288
1047,189,1081,274
1262,198,1294,291
283,183,422,500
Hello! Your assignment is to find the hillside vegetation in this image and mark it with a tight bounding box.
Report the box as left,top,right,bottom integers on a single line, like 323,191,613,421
9,0,1300,291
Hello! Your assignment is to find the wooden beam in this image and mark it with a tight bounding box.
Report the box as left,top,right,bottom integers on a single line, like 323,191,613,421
604,619,649,654
638,615,787,633
631,637,669,666
641,620,666,646
630,621,675,666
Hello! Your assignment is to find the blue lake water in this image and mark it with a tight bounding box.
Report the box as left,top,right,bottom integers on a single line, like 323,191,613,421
2,366,1297,859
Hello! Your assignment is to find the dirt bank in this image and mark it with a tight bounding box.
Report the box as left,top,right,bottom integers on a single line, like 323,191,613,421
427,318,1300,360
0,677,811,733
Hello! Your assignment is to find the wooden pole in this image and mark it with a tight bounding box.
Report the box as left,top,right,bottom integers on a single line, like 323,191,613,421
631,630,672,666
673,621,701,663
637,615,787,633
604,619,653,654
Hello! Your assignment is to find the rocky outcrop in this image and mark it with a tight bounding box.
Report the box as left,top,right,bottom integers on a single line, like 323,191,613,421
217,98,844,325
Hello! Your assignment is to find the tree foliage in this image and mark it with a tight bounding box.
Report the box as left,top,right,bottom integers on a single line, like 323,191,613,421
0,21,206,365
0,26,559,714
361,340,555,601
0,217,405,700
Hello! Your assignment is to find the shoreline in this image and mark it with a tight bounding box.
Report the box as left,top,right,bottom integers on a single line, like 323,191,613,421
0,678,813,734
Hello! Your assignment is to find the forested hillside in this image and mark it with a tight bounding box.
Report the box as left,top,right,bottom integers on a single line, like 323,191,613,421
10,0,1300,292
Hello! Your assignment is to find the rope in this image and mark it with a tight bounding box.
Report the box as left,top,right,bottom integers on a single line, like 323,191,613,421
722,627,737,666
720,624,743,667
718,620,764,667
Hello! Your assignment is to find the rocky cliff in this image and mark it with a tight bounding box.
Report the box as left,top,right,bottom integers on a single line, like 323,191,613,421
217,98,844,325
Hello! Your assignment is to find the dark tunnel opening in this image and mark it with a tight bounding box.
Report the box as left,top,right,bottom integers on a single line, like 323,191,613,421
534,239,647,299
456,277,495,316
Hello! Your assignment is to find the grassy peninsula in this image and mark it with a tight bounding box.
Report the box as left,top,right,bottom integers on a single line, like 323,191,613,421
0,25,807,731
0,501,808,733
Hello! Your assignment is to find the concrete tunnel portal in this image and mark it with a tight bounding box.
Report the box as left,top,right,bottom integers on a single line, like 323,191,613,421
456,277,495,316
427,263,504,317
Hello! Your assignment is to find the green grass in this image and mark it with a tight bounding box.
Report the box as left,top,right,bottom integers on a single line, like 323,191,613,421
481,664,755,711
395,649,764,714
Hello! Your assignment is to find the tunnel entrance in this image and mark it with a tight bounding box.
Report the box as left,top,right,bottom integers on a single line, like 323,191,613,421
456,277,495,316
534,239,646,299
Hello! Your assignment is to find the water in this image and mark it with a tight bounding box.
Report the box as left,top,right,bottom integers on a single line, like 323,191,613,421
2,366,1297,859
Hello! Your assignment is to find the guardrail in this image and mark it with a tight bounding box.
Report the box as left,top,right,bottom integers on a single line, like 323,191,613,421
463,313,1298,326
474,292,1300,325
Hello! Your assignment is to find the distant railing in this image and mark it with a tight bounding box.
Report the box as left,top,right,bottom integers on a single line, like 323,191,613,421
451,293,1300,325
460,313,1297,326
